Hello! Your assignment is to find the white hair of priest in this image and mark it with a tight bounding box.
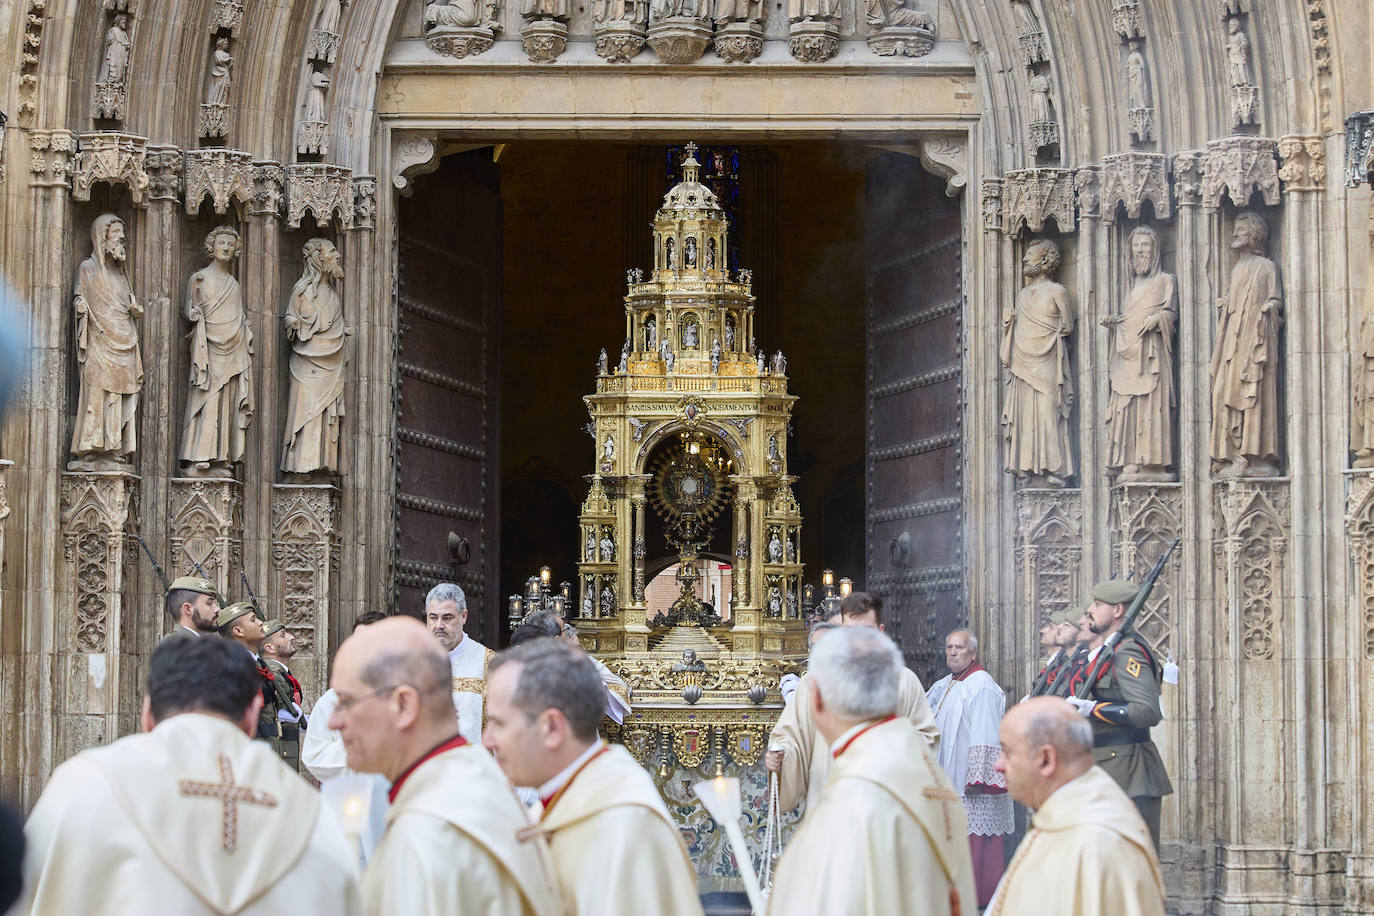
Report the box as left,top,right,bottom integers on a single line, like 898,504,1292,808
807,626,903,720
425,581,466,611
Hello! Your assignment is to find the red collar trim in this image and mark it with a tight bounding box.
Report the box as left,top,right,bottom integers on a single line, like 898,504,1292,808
953,662,985,682
832,715,897,759
388,734,467,803
539,745,610,821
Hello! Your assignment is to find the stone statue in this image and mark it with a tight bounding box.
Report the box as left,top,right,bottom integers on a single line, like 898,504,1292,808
600,533,614,562
98,15,131,85
666,238,676,269
788,0,838,22
618,340,630,373
1029,73,1055,124
663,343,676,372
685,237,698,267
1125,41,1150,110
757,351,766,373
1103,226,1176,479
683,318,698,348
70,214,143,469
427,0,498,29
1001,238,1075,486
316,0,344,31
585,530,595,559
603,434,615,460
1211,212,1283,476
768,435,780,460
181,226,254,475
644,316,656,351
705,238,716,269
282,238,350,475
206,39,232,107
771,350,787,375
786,590,797,617
710,338,721,372
304,69,330,122
523,0,569,19
768,531,783,562
600,585,615,615
786,536,796,562
768,587,782,616
865,0,933,29
582,591,593,615
597,348,608,374
724,318,735,350
629,417,647,440
1226,18,1252,87
712,0,760,22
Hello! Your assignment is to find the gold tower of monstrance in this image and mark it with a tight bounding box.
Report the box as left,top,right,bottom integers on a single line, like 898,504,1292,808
573,144,807,889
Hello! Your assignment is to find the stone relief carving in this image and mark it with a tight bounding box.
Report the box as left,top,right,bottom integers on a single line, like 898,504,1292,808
1073,166,1099,217
1353,209,1374,468
917,136,968,197
981,179,1003,232
788,0,840,63
1110,484,1181,654
1011,0,1047,67
1099,152,1170,224
145,144,183,203
647,0,712,66
1211,212,1282,478
521,0,570,62
1344,474,1374,659
1028,74,1060,153
353,175,377,230
73,132,149,204
1226,18,1259,127
310,0,345,63
199,38,233,139
1304,0,1331,132
392,135,440,195
865,0,934,58
17,0,48,124
1112,0,1143,40
282,239,350,476
61,473,138,653
1001,168,1074,236
1276,135,1326,193
209,0,245,35
1002,238,1074,487
94,14,131,121
29,130,76,189
1015,489,1082,630
425,0,501,58
594,0,648,63
1103,226,1176,480
170,478,243,588
298,69,331,156
271,484,341,668
181,226,254,475
712,0,763,62
1201,136,1279,211
184,148,253,216
1173,149,1205,207
1214,479,1287,661
1345,111,1374,189
70,214,143,471
251,160,285,216
286,163,354,229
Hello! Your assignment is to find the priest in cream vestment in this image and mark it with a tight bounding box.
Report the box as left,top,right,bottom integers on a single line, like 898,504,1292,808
768,627,977,915
427,582,495,743
485,640,704,916
15,636,361,916
987,697,1165,916
327,617,559,916
767,595,939,813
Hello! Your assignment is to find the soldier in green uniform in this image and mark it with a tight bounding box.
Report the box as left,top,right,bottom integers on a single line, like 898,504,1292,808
1029,607,1081,697
260,618,306,772
1064,579,1173,850
161,576,220,639
214,602,290,761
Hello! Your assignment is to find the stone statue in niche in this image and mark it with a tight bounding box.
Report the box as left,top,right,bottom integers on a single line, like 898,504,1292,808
603,434,615,461
666,238,676,269
683,318,698,348
786,591,797,617
661,341,676,372
1001,238,1075,487
317,0,344,31
1125,41,1150,110
98,15,132,86
1103,226,1176,480
644,316,656,351
768,531,783,563
705,238,716,269
304,69,330,122
724,317,735,350
181,226,254,476
768,435,780,460
282,238,350,476
685,237,698,267
1351,290,1374,468
618,340,630,373
585,529,595,559
582,590,594,616
600,585,615,615
206,38,232,107
710,338,721,373
600,532,615,562
1226,18,1253,88
70,214,143,470
597,348,608,374
1211,212,1283,477
786,535,796,562
1029,73,1055,124
768,587,782,616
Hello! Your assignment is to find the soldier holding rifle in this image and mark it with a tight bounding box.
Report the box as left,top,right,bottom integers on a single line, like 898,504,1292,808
1064,540,1177,850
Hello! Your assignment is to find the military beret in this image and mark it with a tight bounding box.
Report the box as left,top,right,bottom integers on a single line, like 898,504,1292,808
169,575,218,597
1090,579,1139,606
261,618,285,638
214,602,256,629
1049,607,1082,626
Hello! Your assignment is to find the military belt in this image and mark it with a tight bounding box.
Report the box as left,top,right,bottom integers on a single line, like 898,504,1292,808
279,723,301,742
1094,727,1151,748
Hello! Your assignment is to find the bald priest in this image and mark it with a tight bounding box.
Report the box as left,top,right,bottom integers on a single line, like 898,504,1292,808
768,627,977,915
15,636,361,915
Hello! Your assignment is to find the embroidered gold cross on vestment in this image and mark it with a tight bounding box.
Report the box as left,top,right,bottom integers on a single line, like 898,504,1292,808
178,753,278,852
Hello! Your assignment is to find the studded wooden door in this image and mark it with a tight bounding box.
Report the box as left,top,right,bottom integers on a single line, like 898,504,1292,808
864,153,965,684
394,151,502,642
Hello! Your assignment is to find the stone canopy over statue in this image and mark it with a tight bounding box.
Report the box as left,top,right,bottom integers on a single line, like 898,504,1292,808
282,238,350,476
70,214,144,471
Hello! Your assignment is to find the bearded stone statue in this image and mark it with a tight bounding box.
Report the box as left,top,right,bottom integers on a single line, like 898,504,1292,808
282,238,350,475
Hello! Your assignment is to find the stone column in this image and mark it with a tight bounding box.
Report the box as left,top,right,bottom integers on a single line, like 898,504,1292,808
58,472,140,759
1343,468,1374,913
1073,165,1109,584
731,477,762,653
632,493,647,605
269,484,340,701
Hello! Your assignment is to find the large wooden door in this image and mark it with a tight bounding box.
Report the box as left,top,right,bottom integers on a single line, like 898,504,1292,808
394,151,502,642
864,153,965,683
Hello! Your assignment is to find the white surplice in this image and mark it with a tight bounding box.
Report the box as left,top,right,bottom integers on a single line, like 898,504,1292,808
449,634,495,744
926,667,1014,836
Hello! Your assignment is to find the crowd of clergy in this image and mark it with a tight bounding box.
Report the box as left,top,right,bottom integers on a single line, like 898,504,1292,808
3,578,1171,915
